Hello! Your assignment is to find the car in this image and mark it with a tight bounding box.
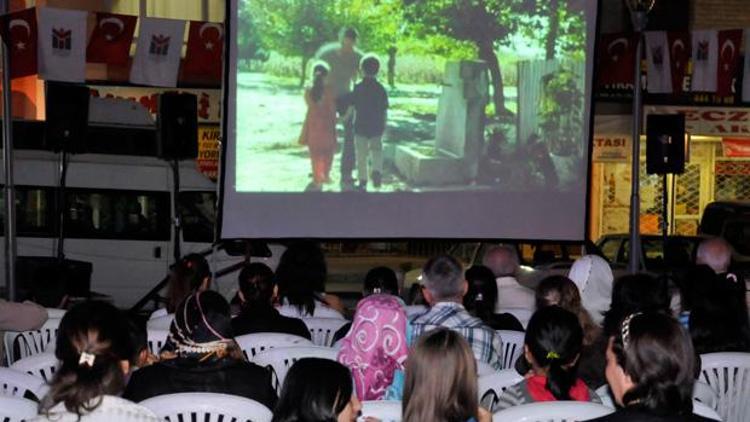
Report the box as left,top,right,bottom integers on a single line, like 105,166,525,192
699,201,750,265
595,234,704,277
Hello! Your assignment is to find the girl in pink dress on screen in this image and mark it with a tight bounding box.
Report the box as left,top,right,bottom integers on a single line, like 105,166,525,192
299,63,337,191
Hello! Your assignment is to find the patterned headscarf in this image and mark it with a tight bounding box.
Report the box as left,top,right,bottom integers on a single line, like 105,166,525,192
337,294,409,400
164,290,234,360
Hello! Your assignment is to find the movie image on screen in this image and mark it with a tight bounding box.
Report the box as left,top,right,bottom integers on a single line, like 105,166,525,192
235,0,589,194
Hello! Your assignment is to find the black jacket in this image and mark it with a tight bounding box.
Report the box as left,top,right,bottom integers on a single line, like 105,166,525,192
123,357,277,409
231,304,311,340
587,408,715,422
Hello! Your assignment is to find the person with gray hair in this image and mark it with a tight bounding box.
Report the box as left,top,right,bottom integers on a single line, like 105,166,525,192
410,255,504,370
696,237,733,274
482,245,535,312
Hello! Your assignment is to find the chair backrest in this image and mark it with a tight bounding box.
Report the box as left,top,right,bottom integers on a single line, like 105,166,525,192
0,367,49,400
139,392,272,422
497,308,533,329
149,308,169,320
360,401,401,422
3,317,62,364
693,380,719,411
45,308,66,318
700,352,750,422
0,395,38,422
405,305,427,317
693,401,723,421
496,330,525,369
300,317,349,346
146,314,174,330
477,369,524,412
595,385,615,409
235,333,313,359
251,346,339,392
476,361,496,377
10,352,59,383
146,328,170,355
491,401,614,421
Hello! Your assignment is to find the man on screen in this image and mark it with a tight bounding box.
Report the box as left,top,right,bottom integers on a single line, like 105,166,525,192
315,27,363,190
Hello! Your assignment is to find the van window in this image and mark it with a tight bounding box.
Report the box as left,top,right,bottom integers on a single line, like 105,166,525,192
64,188,170,241
178,191,216,243
0,186,56,237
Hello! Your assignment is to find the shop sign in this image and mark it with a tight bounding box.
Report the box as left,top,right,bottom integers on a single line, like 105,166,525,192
645,105,750,137
197,125,220,181
88,85,222,123
722,138,750,158
592,136,630,162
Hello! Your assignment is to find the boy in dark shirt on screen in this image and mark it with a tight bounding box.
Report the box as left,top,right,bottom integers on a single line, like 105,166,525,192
344,54,389,191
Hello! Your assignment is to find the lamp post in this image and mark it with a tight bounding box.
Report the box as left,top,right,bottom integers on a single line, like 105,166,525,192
625,0,655,274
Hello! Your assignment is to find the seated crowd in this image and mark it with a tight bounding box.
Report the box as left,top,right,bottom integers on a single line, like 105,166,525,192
1,238,748,421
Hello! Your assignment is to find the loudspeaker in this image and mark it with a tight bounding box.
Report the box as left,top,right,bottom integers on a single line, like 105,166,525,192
45,82,90,154
646,114,686,175
158,93,198,160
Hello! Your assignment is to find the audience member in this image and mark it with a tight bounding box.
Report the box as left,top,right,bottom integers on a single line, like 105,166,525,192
231,263,311,339
363,266,399,296
587,312,713,421
402,328,491,422
410,255,504,369
464,265,524,331
568,255,614,326
166,253,211,313
272,358,361,422
602,274,670,337
497,307,601,410
126,316,157,369
123,291,277,408
35,301,158,421
337,294,409,400
482,245,535,311
275,242,345,318
696,237,732,275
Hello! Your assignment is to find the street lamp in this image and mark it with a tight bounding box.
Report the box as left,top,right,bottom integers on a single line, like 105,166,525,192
625,0,656,274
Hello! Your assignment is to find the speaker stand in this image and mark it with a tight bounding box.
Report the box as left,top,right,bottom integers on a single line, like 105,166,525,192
56,149,69,262
170,158,182,263
661,172,669,257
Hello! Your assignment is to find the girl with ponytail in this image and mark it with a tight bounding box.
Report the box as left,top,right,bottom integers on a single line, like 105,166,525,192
496,306,601,411
299,62,337,191
36,301,158,421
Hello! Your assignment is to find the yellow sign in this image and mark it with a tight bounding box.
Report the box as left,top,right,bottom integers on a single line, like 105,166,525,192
197,125,220,182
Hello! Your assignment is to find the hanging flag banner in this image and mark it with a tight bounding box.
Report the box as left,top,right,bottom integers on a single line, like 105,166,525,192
597,33,637,90
0,7,38,79
87,12,137,65
691,29,718,93
645,31,672,94
716,29,742,97
667,32,691,95
37,7,87,82
129,17,185,87
182,21,223,81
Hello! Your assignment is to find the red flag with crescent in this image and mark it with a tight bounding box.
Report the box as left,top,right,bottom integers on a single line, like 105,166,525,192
717,29,742,97
87,12,137,65
667,32,690,95
182,20,223,82
0,7,37,78
597,33,637,89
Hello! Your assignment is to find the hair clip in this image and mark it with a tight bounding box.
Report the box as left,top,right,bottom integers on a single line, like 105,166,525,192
78,351,96,367
546,351,560,360
372,287,382,294
621,312,642,349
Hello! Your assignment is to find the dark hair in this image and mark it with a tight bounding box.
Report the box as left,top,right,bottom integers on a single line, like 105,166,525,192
361,55,380,76
363,266,399,296
525,306,583,400
275,242,327,316
422,255,464,301
536,276,599,346
166,253,210,313
311,63,329,103
272,358,353,422
603,274,670,337
41,301,134,417
340,27,358,41
463,265,498,322
125,316,148,365
612,312,695,415
238,263,275,307
403,328,478,422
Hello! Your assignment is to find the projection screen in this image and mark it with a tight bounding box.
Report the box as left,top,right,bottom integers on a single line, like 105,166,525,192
221,0,599,239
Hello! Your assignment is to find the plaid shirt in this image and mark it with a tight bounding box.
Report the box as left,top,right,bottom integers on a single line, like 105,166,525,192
409,302,504,370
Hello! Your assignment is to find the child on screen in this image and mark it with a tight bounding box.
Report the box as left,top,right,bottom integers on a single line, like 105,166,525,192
299,63,337,192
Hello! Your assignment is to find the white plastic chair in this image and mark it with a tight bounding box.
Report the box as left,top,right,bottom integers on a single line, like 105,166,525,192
477,361,497,376
147,328,170,355
3,317,62,364
478,369,524,412
595,385,615,409
10,352,59,383
359,401,401,422
300,317,349,346
693,402,723,421
405,305,427,317
149,308,169,320
0,395,38,422
496,330,525,369
0,367,49,400
252,346,339,392
491,401,613,421
700,352,750,422
139,392,272,422
498,308,533,329
235,333,313,359
147,314,174,330
693,380,719,411
45,308,66,318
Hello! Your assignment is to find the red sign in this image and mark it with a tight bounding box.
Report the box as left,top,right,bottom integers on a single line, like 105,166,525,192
722,138,750,157
646,106,750,137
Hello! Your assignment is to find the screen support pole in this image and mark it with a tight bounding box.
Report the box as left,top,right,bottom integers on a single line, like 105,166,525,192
2,0,17,301
628,10,647,274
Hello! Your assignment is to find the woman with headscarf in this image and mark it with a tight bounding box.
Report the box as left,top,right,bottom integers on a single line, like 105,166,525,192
123,291,277,408
337,294,409,401
568,255,614,326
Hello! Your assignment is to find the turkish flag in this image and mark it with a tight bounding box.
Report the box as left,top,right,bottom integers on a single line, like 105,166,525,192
182,21,223,81
717,29,742,97
667,32,690,95
0,7,37,78
597,33,637,89
87,12,137,65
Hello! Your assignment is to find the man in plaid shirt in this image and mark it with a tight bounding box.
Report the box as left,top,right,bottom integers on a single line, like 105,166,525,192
410,255,504,370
